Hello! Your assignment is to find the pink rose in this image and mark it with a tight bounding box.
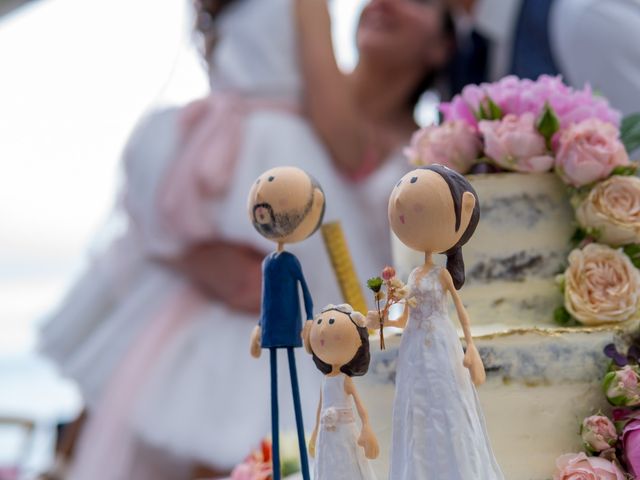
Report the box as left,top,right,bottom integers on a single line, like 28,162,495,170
622,418,640,477
382,266,396,281
604,366,640,406
479,113,554,172
581,415,618,452
404,121,481,173
554,452,625,480
555,119,629,187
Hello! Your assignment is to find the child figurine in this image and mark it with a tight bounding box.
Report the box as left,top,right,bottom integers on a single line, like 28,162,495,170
369,165,504,480
305,303,378,480
247,165,326,480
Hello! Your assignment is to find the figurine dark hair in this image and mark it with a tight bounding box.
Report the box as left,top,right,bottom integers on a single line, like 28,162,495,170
422,164,480,290
311,307,370,377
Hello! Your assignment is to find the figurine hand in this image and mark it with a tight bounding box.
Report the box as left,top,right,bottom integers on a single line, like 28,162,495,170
357,424,380,460
302,320,313,354
463,342,486,386
250,325,262,359
365,310,383,330
308,429,318,458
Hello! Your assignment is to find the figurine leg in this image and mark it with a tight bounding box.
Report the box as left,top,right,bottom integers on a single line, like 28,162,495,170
270,348,281,480
287,347,310,480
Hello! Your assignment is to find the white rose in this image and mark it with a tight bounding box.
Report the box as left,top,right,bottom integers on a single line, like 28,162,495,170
564,243,640,325
577,175,640,246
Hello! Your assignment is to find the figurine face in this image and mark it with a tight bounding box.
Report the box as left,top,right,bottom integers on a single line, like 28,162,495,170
310,309,361,369
247,166,325,244
388,168,476,253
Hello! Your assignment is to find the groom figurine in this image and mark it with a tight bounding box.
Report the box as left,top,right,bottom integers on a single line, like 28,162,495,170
247,166,325,480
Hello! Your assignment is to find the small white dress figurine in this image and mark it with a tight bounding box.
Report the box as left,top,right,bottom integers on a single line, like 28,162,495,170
370,165,504,480
306,304,378,480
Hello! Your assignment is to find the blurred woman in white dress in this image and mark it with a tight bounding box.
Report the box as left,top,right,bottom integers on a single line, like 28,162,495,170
39,0,454,478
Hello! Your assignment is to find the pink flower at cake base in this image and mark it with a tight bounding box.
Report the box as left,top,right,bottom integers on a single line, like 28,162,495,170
553,452,625,480
404,121,481,174
576,175,640,246
555,119,630,187
563,243,640,325
622,418,640,477
604,366,640,407
581,415,618,452
479,113,554,173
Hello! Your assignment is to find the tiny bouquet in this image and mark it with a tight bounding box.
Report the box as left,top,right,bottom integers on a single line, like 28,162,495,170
553,344,640,479
407,74,640,327
366,266,417,350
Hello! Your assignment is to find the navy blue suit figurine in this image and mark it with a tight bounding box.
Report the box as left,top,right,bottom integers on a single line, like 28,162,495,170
247,166,326,480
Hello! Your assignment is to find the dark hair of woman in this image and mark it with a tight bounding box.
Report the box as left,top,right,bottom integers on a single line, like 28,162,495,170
407,10,456,108
311,309,371,377
422,164,480,290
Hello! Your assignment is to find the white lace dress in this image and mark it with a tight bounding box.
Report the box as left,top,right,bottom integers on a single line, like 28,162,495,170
389,266,504,480
314,374,377,480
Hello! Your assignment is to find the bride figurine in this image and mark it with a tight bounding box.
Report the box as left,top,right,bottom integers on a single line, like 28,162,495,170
369,165,504,480
305,303,378,480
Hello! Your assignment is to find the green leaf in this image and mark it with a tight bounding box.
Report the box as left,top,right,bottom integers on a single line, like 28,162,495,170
611,164,638,176
623,244,640,268
475,96,503,121
621,113,640,154
366,277,383,293
553,306,576,326
570,227,588,248
537,102,560,149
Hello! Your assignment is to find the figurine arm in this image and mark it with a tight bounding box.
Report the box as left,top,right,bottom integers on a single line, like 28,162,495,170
309,389,322,458
440,268,486,386
345,377,379,460
294,259,314,321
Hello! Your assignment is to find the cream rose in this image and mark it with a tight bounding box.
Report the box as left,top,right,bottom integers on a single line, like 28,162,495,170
404,120,481,173
564,243,640,325
577,175,640,246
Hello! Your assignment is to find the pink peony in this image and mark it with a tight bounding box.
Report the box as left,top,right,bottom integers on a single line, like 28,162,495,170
404,121,481,174
554,452,625,480
581,415,618,452
441,75,621,130
479,113,554,172
555,119,630,187
622,418,640,477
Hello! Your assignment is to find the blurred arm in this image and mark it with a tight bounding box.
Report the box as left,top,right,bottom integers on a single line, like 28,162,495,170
294,0,369,173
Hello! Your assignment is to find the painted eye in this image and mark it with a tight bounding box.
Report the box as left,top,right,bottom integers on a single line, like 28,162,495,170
396,180,402,187
410,176,418,184
328,318,335,325
268,176,275,182
317,318,322,325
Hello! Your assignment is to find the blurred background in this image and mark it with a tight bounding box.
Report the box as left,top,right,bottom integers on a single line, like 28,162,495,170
0,0,370,475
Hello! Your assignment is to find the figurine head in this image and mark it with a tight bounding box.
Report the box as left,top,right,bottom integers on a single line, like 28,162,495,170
247,166,326,245
388,164,480,289
309,304,370,377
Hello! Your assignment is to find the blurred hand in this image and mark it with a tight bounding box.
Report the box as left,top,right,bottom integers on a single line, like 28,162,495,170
250,325,262,359
365,310,383,330
162,240,264,314
463,342,486,386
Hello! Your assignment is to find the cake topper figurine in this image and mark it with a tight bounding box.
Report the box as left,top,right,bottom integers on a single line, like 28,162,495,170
304,303,379,480
368,165,504,479
248,166,326,480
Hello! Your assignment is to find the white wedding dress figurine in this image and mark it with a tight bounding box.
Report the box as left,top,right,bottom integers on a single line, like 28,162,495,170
371,166,504,480
40,0,406,477
315,374,377,480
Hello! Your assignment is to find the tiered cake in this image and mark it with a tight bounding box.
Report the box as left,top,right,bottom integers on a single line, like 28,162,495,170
358,173,638,480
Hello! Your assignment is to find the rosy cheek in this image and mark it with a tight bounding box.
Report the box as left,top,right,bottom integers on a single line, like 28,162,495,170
333,334,342,342
413,203,424,214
